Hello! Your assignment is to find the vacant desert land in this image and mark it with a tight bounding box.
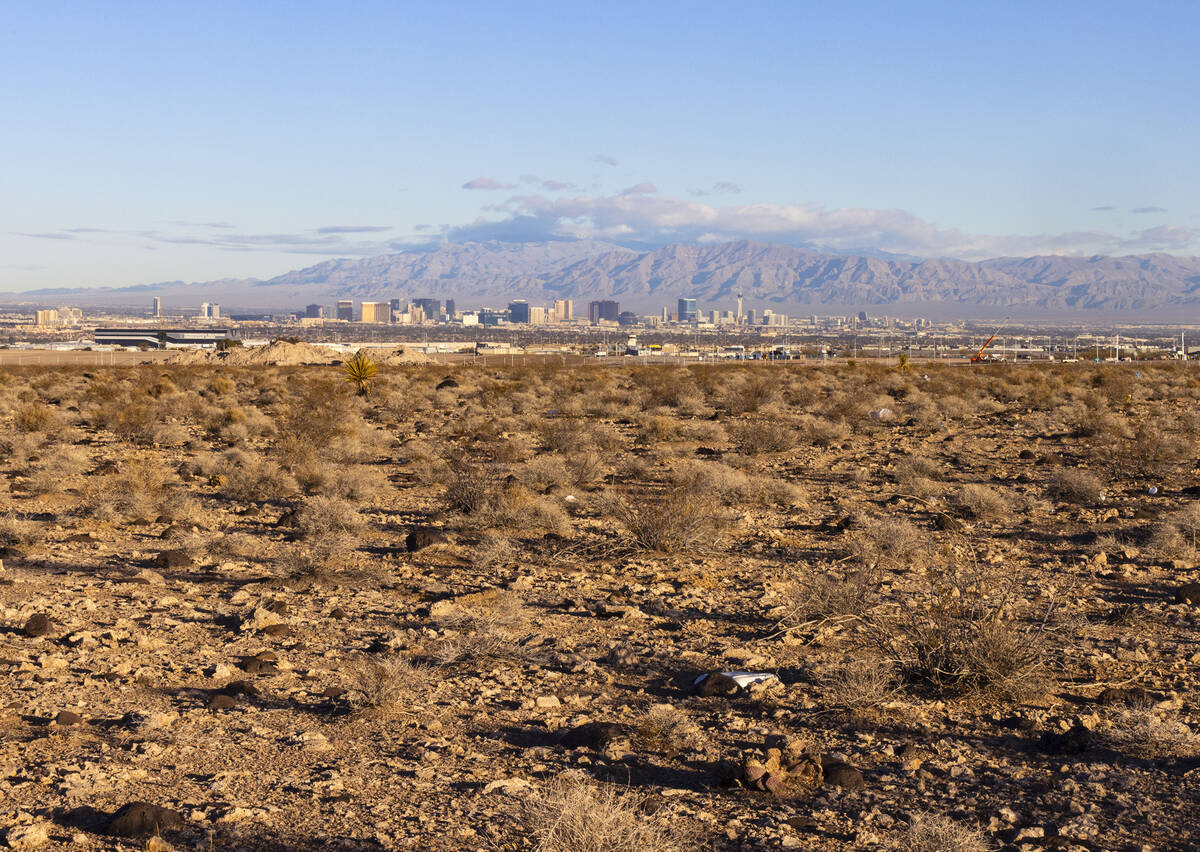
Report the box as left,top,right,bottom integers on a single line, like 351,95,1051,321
0,360,1197,851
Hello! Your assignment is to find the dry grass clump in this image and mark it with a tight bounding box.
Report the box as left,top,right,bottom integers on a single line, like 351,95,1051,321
80,459,179,521
1146,503,1200,562
349,655,434,717
951,484,1012,521
794,413,848,447
670,460,803,508
0,513,39,548
894,455,945,497
1046,468,1104,505
12,401,61,433
780,566,879,628
633,705,696,756
524,772,687,852
296,495,363,542
605,489,726,555
23,446,90,495
896,812,993,852
1101,708,1200,757
729,419,797,455
878,564,1051,699
210,449,298,502
825,655,898,710
845,515,928,570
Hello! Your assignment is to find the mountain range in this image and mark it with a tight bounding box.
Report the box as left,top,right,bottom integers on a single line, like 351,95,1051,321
10,240,1200,318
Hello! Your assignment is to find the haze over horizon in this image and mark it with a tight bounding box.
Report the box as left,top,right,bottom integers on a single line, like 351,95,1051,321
3,1,1198,294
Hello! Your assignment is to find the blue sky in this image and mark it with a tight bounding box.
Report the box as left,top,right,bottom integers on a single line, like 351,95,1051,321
2,0,1197,290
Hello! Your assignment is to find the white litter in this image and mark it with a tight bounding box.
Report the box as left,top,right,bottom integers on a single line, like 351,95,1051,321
694,671,778,689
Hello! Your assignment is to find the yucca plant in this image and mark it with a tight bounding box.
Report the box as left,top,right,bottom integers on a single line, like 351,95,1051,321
342,351,377,398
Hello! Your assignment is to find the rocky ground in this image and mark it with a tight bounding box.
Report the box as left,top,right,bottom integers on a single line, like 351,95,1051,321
0,359,1197,850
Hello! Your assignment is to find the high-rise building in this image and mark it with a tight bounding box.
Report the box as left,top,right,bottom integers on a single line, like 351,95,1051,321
199,303,210,319
508,300,531,323
152,297,162,317
305,304,324,318
336,301,354,321
35,309,59,326
588,300,619,323
361,302,391,323
413,298,440,320
553,299,573,322
210,304,220,319
529,306,546,324
677,297,698,322
444,299,456,319
389,298,403,317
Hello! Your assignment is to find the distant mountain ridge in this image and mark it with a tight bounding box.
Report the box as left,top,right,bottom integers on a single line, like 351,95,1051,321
9,240,1200,317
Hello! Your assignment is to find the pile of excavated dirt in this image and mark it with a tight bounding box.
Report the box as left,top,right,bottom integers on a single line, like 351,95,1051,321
373,346,431,365
165,341,342,366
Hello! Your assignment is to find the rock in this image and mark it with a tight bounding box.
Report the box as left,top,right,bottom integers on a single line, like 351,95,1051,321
136,569,166,585
560,722,627,750
105,803,184,837
5,822,51,850
154,550,192,570
23,613,52,637
435,377,459,390
208,693,236,711
482,777,534,796
1039,721,1092,755
534,695,561,710
259,623,292,638
240,657,278,675
695,672,740,697
219,680,259,698
406,526,448,552
822,762,865,790
53,710,84,726
329,607,348,620
1176,582,1200,605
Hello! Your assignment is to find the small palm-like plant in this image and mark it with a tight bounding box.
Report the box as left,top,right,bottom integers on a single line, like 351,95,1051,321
342,351,377,397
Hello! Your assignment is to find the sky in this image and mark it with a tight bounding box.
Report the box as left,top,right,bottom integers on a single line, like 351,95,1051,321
2,0,1198,291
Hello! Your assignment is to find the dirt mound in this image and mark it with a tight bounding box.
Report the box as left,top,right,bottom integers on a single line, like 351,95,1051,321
374,346,430,365
165,341,342,366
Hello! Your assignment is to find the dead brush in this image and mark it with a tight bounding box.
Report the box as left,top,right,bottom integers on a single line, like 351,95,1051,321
873,561,1053,700
824,655,899,710
777,566,880,635
1045,468,1104,505
522,771,689,852
1100,708,1200,757
0,512,39,548
1146,503,1200,562
951,484,1013,521
604,488,727,556
897,812,994,852
349,655,435,717
729,419,797,455
633,705,696,756
430,589,529,664
844,515,929,571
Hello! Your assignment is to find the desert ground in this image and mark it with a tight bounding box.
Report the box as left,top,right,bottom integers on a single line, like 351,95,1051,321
0,356,1198,851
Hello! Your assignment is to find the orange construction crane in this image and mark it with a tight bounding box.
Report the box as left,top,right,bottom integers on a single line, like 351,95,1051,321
970,321,1006,363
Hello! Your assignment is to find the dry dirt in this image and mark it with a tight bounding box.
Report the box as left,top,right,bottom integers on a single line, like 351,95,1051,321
0,360,1197,851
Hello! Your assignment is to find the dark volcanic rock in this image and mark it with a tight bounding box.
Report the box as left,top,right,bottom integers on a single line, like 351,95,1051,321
1039,721,1092,755
435,376,459,390
695,672,741,697
1176,582,1200,605
105,803,183,837
560,721,627,750
23,613,53,637
155,550,192,570
54,710,84,726
406,526,448,552
822,762,865,790
208,693,236,711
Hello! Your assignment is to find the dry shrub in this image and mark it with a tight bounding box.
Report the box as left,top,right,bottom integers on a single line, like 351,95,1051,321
894,455,944,497
81,459,175,521
633,705,696,756
897,813,993,852
519,456,572,491
1108,421,1186,478
606,489,726,555
720,374,778,415
472,535,518,570
951,484,1012,521
845,516,928,570
440,456,502,515
524,772,687,852
1102,708,1199,757
349,655,434,717
13,402,61,433
729,419,797,455
430,589,528,664
671,460,803,509
877,564,1051,699
825,656,898,710
296,495,363,542
212,449,299,502
1046,468,1104,505
794,413,847,447
1146,503,1200,562
24,446,90,494
0,513,38,548
780,566,879,627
